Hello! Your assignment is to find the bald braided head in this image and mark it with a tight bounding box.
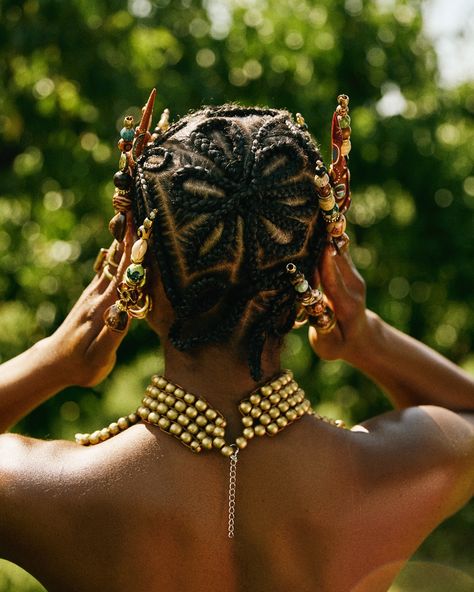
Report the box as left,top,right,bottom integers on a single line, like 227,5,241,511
133,105,326,381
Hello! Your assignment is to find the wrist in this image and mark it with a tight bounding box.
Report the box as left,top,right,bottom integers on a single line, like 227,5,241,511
342,310,385,368
35,335,75,390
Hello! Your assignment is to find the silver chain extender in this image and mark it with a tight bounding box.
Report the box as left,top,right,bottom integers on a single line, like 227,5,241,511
227,447,239,538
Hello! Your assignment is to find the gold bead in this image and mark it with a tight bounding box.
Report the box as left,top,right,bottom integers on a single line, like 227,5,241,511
148,411,160,424
148,386,159,399
128,413,138,424
205,424,215,434
154,376,167,388
254,425,266,437
239,401,252,414
266,423,278,435
213,437,225,449
190,441,201,452
286,369,294,380
139,407,150,420
242,416,253,427
165,394,176,406
296,404,306,416
213,426,225,438
286,409,297,421
75,434,89,445
169,423,182,436
221,445,234,457
195,399,207,412
158,417,170,430
260,399,271,411
269,393,280,405
165,383,176,393
184,393,195,404
99,428,110,441
236,437,248,449
196,430,207,441
177,414,190,426
276,416,288,428
205,408,217,421
180,431,192,444
186,406,198,419
260,385,272,397
143,396,154,407
174,388,185,398
149,400,158,411
202,437,213,449
195,414,207,426
341,138,351,156
250,393,262,405
188,423,199,434
259,413,271,426
156,402,168,414
335,419,346,428
89,431,100,445
269,407,280,419
109,422,120,435
270,379,282,391
157,391,167,402
174,400,186,413
278,401,290,413
216,417,226,427
243,427,255,439
166,408,178,420
250,407,262,419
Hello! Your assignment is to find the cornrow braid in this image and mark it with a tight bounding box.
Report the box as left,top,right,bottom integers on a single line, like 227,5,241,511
132,104,326,381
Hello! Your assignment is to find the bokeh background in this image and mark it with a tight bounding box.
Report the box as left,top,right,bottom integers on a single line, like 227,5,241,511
0,0,473,589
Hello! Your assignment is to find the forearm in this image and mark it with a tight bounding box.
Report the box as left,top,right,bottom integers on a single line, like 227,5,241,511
0,337,70,432
345,312,474,411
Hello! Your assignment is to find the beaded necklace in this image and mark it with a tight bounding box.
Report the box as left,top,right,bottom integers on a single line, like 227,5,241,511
75,369,345,537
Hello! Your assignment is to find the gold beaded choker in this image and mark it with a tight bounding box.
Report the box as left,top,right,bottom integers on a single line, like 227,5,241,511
75,370,345,537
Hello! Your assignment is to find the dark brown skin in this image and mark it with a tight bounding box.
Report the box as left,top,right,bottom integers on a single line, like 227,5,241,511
0,231,473,592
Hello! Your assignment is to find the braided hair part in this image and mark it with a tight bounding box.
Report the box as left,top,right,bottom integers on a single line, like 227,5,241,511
133,105,326,381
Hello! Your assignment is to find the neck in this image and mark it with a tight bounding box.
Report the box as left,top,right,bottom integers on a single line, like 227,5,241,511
162,340,282,439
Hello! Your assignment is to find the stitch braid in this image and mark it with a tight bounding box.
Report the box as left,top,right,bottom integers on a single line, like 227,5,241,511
132,105,326,381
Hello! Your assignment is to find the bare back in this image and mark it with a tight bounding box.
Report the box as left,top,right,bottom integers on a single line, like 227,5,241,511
2,404,469,592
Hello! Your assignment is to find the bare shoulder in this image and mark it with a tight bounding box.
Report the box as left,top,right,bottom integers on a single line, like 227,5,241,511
350,405,474,517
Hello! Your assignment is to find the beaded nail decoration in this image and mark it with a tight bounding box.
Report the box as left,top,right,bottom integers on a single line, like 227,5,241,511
75,369,345,537
297,94,352,253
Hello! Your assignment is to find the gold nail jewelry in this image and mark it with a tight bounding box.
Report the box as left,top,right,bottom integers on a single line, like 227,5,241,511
103,209,157,331
286,263,336,333
297,94,353,254
75,369,345,538
109,89,158,244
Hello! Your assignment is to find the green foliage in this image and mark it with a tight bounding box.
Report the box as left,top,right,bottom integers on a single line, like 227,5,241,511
0,0,473,585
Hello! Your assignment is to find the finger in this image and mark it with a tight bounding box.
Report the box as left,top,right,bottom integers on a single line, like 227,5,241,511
85,320,130,367
95,239,126,294
332,249,366,294
318,247,350,301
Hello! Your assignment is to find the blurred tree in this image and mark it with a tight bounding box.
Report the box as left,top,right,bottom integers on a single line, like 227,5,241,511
0,0,473,588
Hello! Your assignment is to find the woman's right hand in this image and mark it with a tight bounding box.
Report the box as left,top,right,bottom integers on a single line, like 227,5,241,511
308,245,375,363
42,225,134,388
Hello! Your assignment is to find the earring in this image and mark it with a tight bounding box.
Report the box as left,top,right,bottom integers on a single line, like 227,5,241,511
286,263,336,334
104,209,158,332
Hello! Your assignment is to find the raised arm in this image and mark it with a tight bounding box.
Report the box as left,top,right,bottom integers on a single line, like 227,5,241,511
310,247,474,415
0,236,131,433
